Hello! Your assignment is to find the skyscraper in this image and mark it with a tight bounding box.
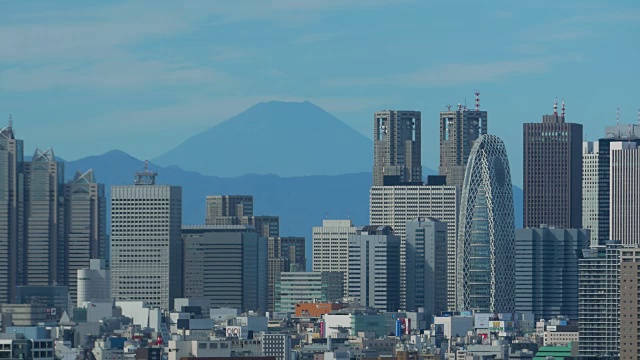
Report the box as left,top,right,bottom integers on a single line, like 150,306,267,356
373,110,422,186
268,236,305,312
405,217,447,317
24,148,65,286
182,225,267,313
609,141,640,244
595,124,640,245
274,272,344,313
620,246,640,360
582,141,600,247
205,195,279,238
579,241,624,359
0,120,24,303
515,227,588,321
312,219,357,288
110,165,182,310
457,134,515,313
370,181,458,310
439,100,488,189
205,195,253,225
347,226,400,312
523,100,583,228
64,169,107,306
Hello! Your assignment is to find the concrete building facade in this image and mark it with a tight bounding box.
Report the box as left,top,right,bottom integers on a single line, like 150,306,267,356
609,141,640,244
523,104,583,229
620,247,640,360
267,237,305,312
77,259,110,307
64,169,106,306
515,227,588,321
312,219,357,287
369,184,457,310
439,104,488,190
347,226,400,312
182,226,267,313
578,241,624,359
110,167,183,310
274,272,343,313
24,148,65,287
582,141,600,247
405,217,448,317
205,195,253,225
373,110,422,186
0,122,23,303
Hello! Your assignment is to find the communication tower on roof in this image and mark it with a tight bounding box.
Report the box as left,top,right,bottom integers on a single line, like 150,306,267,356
475,91,480,111
134,160,157,185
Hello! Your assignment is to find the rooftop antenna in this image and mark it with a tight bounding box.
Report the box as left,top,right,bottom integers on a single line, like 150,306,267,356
617,107,620,125
561,98,565,118
8,114,12,128
475,91,480,111
553,98,558,116
637,108,640,126
446,104,452,111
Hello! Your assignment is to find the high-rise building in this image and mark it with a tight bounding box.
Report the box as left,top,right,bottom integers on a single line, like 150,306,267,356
182,225,267,313
439,101,488,189
582,141,600,247
64,169,106,306
370,181,458,310
205,195,253,225
261,333,291,360
347,226,400,312
593,124,640,245
312,219,357,287
274,272,343,313
373,110,422,186
205,195,279,238
609,141,640,244
579,241,624,359
77,259,110,307
110,165,182,310
620,246,640,360
244,215,279,238
0,121,24,303
457,134,515,313
24,148,65,286
515,227,588,321
267,237,305,312
523,101,583,229
405,217,447,317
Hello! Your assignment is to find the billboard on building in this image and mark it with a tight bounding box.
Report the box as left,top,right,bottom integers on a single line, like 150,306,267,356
474,313,491,329
226,326,248,339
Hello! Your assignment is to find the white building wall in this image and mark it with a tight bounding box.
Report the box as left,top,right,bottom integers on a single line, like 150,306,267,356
582,141,600,247
370,185,457,310
312,220,357,290
610,142,640,245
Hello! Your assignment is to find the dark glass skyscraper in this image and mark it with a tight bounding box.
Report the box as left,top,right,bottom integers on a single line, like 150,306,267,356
0,121,24,303
523,101,583,228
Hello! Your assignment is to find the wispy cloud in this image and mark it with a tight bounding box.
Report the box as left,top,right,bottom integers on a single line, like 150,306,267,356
324,58,563,88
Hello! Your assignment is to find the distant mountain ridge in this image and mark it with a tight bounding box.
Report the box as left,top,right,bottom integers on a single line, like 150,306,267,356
153,101,374,177
66,150,523,266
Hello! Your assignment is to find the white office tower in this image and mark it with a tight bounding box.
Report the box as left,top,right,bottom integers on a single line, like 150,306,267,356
370,183,457,310
347,226,400,312
610,141,640,244
77,259,110,307
582,142,600,247
406,217,448,317
312,219,357,287
110,165,182,310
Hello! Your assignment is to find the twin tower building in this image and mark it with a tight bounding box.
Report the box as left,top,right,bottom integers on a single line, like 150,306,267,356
370,103,516,314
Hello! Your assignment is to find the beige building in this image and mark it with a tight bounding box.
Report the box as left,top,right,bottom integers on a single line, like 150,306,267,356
620,247,640,360
370,184,457,310
312,219,357,290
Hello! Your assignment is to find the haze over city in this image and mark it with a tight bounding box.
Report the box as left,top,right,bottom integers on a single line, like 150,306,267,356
2,1,640,185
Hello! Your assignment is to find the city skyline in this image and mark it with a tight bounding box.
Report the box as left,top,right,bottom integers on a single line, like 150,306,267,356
2,1,640,187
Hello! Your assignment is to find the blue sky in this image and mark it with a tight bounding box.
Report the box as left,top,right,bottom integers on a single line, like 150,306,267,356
1,0,639,185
